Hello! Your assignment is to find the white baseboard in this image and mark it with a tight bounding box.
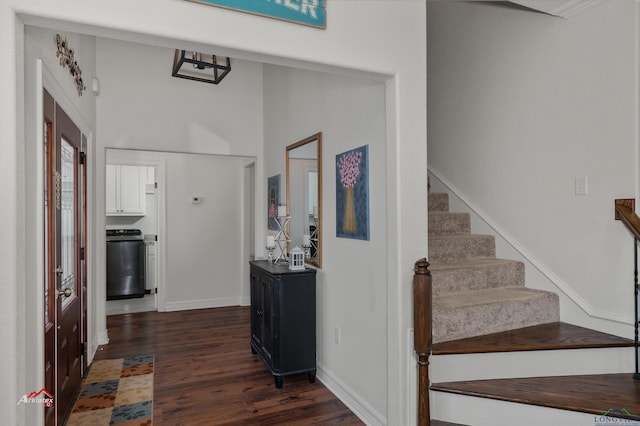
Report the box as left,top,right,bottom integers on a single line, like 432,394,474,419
165,297,242,312
106,294,156,315
88,332,104,365
97,329,109,346
316,362,386,426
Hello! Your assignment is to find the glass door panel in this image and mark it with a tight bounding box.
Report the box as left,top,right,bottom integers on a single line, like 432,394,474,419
60,137,76,310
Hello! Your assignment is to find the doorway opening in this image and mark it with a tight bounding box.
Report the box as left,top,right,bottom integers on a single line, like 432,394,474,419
105,149,166,316
43,88,87,426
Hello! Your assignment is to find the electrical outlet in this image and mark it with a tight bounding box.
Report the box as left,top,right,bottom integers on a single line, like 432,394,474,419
334,327,341,345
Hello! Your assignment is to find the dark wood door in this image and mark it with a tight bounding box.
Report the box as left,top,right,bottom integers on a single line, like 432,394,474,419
44,90,84,425
43,89,55,426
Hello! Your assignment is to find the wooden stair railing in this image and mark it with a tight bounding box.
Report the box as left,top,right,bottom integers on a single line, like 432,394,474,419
614,199,640,380
413,258,432,425
615,199,640,240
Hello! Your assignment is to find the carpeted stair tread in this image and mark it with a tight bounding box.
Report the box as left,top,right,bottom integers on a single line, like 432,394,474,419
430,258,525,296
433,287,560,343
429,234,496,261
429,211,471,235
430,257,522,271
435,286,557,307
429,192,449,212
427,190,561,342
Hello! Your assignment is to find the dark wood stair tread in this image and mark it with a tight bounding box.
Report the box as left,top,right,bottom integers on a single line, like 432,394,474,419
432,322,633,355
431,421,468,426
431,373,640,420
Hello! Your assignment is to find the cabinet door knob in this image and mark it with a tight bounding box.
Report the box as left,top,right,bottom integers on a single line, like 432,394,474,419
257,310,262,317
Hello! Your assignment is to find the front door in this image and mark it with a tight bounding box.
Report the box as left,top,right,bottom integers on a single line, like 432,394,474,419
43,89,84,425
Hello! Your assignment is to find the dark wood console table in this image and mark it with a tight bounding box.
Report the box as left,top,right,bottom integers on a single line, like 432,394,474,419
249,260,317,388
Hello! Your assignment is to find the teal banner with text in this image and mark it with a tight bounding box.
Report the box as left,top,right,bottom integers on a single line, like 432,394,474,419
188,0,326,28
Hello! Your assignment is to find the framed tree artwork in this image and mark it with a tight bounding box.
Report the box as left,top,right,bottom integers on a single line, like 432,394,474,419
336,145,369,240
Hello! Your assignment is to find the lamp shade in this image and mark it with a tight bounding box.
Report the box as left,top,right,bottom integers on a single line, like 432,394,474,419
172,50,231,85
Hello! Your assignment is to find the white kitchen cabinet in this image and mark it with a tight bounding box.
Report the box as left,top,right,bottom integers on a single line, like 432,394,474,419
106,164,146,216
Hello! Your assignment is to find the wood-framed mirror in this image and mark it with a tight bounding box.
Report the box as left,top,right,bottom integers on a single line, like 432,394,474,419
286,132,322,268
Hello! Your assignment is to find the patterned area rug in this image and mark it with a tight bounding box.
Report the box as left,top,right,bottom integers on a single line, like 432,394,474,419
66,355,154,425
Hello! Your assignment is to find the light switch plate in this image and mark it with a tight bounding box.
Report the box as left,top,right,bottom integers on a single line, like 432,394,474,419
575,176,588,195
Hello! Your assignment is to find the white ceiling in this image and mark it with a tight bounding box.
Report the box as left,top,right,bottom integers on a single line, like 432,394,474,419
429,0,611,19
509,0,611,18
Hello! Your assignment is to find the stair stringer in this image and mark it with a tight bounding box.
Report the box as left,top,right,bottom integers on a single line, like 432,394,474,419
428,168,634,339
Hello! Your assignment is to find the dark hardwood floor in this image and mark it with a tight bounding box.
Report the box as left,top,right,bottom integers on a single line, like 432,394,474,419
96,312,636,424
94,306,363,425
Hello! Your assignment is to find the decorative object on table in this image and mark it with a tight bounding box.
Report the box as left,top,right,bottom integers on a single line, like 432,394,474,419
302,234,311,258
184,0,327,29
55,34,86,97
289,246,305,270
266,235,276,263
66,355,154,425
267,174,281,231
274,205,290,264
336,145,369,240
171,50,231,85
309,212,319,258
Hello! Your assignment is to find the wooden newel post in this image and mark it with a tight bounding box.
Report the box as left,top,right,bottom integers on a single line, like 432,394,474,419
413,258,432,426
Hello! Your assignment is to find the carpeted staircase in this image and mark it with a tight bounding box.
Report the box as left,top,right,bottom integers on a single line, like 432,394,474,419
429,192,560,343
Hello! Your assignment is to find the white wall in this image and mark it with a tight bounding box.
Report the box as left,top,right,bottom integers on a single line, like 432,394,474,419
105,149,249,311
428,0,637,335
263,64,388,423
2,1,426,425
96,38,264,157
95,37,264,328
163,152,248,309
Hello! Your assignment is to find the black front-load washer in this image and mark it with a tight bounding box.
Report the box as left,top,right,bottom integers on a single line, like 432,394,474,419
106,229,146,300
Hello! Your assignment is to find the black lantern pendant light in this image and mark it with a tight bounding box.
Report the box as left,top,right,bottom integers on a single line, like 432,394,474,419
171,50,231,85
